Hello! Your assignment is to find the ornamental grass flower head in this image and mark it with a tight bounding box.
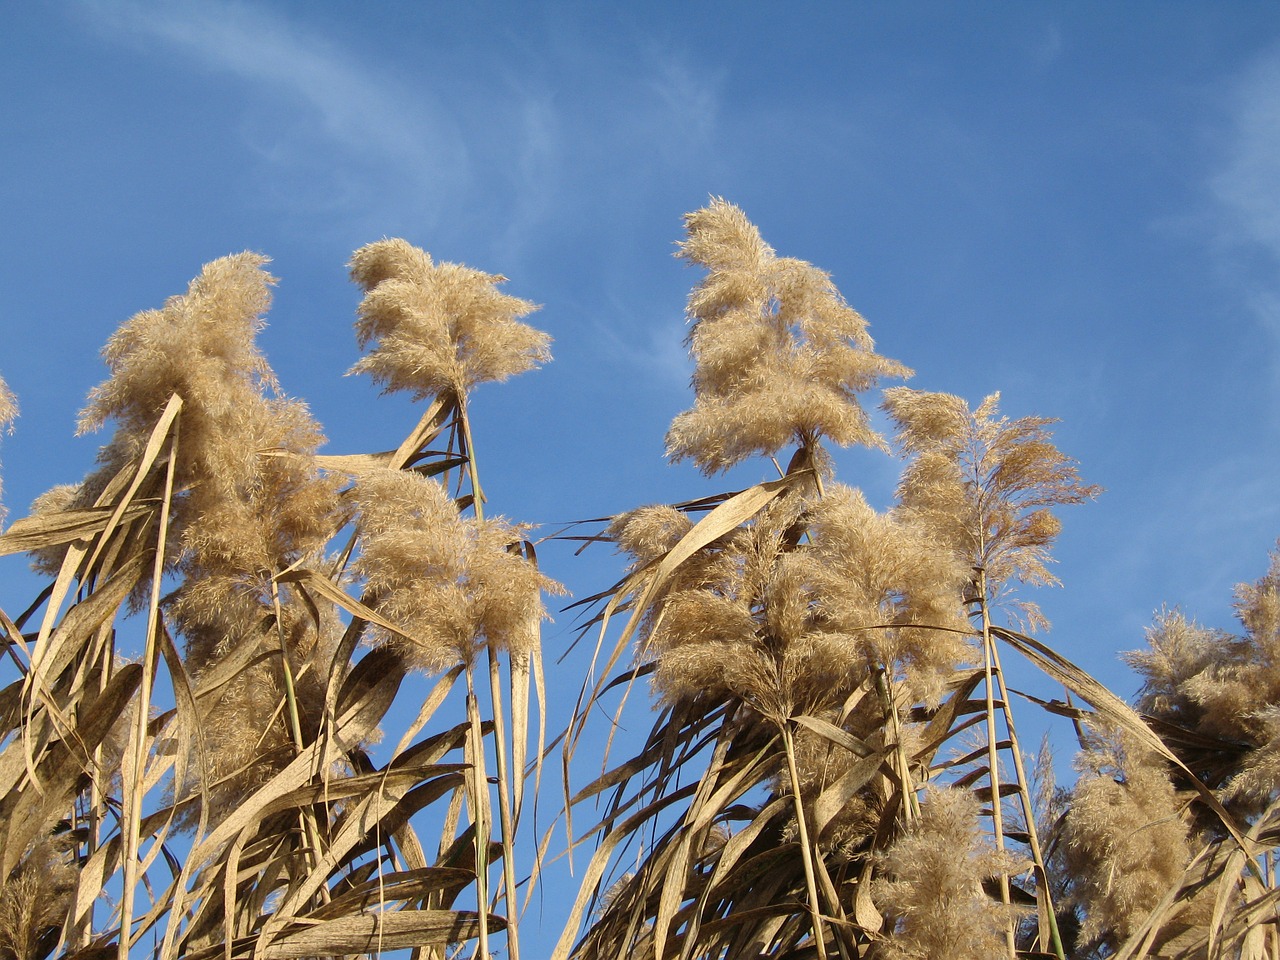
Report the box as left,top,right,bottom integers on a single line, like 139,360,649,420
1125,545,1280,809
874,787,1027,960
352,468,560,673
883,387,1100,627
348,238,551,402
1061,725,1192,949
614,484,970,718
665,199,911,474
69,253,341,609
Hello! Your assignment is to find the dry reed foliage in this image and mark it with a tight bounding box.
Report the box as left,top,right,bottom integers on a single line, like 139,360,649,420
349,237,551,401
666,198,910,474
1060,727,1193,950
874,787,1026,959
352,467,559,672
883,387,1100,627
0,242,560,960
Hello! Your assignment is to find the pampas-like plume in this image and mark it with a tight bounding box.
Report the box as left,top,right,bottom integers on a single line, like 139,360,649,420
0,837,75,960
1126,546,1280,808
883,387,1100,627
352,468,559,672
666,199,910,474
71,253,341,601
874,787,1026,959
619,484,969,719
349,238,551,401
1060,727,1191,949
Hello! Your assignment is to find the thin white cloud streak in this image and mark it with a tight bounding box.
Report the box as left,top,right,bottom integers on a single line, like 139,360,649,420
72,0,469,229
1210,42,1280,380
70,1,730,267
1213,50,1280,259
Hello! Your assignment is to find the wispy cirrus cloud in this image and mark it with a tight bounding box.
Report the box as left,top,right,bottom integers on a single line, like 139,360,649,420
1210,42,1280,375
71,0,470,232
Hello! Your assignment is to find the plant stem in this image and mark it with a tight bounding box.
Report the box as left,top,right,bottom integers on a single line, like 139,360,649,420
977,570,1018,960
488,645,521,960
119,418,179,960
988,635,1066,959
466,668,491,960
781,720,829,959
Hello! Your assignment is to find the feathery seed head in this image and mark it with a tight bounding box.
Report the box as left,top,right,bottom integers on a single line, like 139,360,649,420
0,837,75,960
884,386,1099,625
874,787,1027,960
68,254,342,615
352,468,558,671
348,238,551,401
79,253,276,439
1125,546,1280,808
666,199,910,474
1062,726,1191,948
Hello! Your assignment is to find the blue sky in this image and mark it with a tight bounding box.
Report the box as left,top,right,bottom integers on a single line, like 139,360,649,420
3,0,1280,939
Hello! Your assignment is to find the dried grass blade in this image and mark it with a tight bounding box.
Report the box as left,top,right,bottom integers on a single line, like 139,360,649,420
259,910,503,958
0,502,157,556
991,624,1251,851
1,662,142,874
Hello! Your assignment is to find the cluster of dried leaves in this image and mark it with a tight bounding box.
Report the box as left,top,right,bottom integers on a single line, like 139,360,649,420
0,200,1275,960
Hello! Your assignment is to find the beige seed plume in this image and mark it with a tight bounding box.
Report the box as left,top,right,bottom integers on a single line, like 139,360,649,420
70,253,341,614
1125,545,1280,810
884,387,1100,627
1061,726,1191,949
666,199,910,474
352,468,559,672
874,787,1026,960
348,238,551,401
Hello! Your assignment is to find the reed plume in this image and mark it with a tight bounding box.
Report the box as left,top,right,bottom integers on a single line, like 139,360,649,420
875,787,1025,960
1060,726,1192,949
883,387,1100,627
352,467,557,672
666,198,910,473
349,238,551,401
